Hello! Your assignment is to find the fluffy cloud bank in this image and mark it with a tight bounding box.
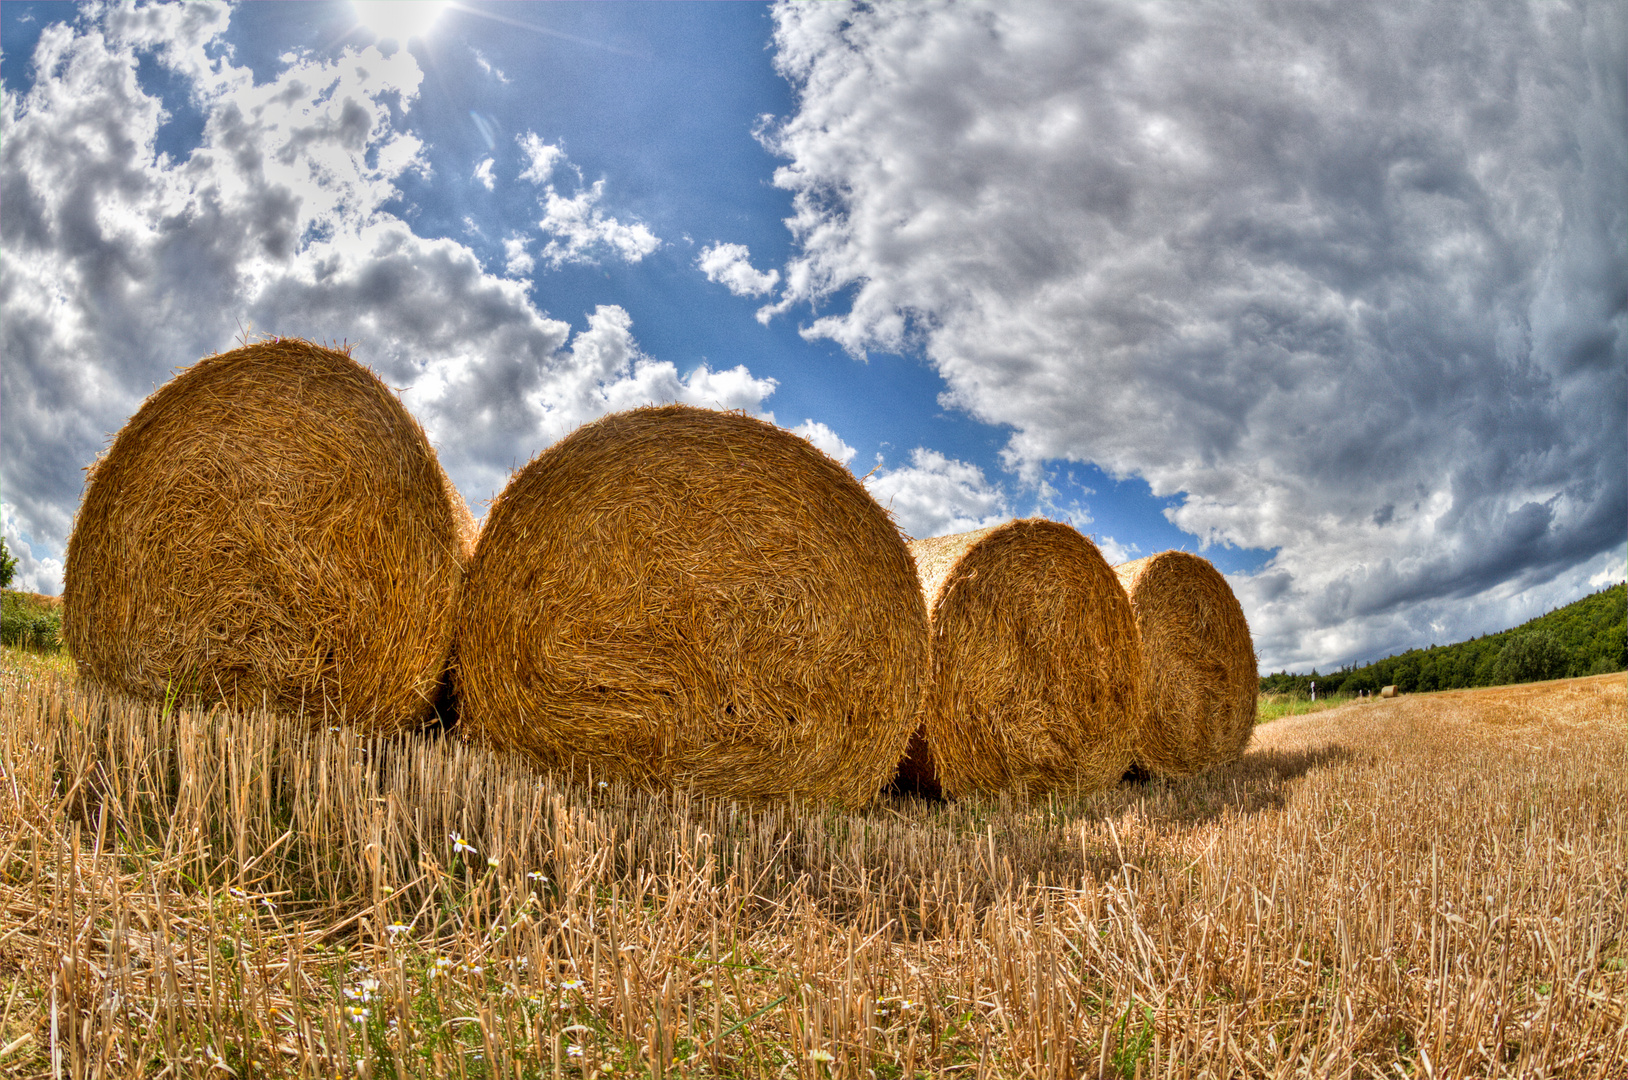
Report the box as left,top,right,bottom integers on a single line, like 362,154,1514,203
763,0,1627,668
0,3,767,592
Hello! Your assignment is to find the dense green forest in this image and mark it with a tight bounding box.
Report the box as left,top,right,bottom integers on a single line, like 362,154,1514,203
1260,582,1626,696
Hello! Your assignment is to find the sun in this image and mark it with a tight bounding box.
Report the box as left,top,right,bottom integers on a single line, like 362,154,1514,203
352,1,449,45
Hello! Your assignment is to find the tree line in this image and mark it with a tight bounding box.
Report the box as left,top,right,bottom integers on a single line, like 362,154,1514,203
1260,582,1626,696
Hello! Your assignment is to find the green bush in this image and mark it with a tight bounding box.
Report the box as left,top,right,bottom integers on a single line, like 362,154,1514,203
0,590,63,651
0,536,16,589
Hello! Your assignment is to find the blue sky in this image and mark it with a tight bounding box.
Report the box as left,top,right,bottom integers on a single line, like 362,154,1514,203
3,1,1623,673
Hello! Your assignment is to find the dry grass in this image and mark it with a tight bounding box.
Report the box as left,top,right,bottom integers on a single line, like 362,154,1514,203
62,339,475,735
904,521,1141,799
1115,553,1257,779
455,405,929,806
0,653,1622,1078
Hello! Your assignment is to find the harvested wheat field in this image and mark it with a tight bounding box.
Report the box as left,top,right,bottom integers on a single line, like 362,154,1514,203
455,404,929,806
1115,552,1258,778
901,519,1141,799
61,339,475,735
0,651,1622,1079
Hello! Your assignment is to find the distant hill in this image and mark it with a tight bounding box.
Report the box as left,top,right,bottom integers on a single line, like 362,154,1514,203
1261,582,1625,696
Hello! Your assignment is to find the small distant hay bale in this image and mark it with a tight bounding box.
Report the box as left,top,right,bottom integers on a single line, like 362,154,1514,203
1113,552,1257,777
903,519,1141,798
64,339,474,733
1380,685,1398,699
454,405,929,805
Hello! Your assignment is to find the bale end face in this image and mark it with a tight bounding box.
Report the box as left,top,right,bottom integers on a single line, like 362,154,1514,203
1114,551,1257,777
63,338,472,733
908,519,1141,798
456,404,929,806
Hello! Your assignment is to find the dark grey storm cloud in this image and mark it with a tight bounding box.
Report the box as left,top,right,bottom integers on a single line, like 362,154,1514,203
762,0,1626,669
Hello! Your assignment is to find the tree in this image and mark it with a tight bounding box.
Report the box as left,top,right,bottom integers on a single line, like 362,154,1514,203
0,536,15,590
1494,630,1568,685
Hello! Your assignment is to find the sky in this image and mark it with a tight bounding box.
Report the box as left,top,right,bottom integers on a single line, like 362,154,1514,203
2,0,1623,674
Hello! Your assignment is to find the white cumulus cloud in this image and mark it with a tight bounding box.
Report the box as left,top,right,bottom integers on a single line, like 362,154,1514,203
763,0,1626,670
0,5,770,591
516,132,565,184
536,180,661,268
1095,536,1138,567
789,419,856,465
3,505,65,596
863,449,1011,540
512,132,659,268
697,241,781,297
503,235,534,277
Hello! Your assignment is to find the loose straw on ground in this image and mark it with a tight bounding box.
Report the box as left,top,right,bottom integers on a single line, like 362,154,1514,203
455,404,929,806
899,519,1141,799
1114,551,1257,777
63,338,474,733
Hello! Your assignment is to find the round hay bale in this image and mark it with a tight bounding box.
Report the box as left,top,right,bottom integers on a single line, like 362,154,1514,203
904,519,1141,798
1113,551,1257,777
63,339,474,733
454,404,929,806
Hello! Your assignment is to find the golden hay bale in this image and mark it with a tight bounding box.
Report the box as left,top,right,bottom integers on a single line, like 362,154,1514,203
1113,551,1257,777
903,519,1142,798
63,339,474,733
1380,685,1398,698
454,404,929,805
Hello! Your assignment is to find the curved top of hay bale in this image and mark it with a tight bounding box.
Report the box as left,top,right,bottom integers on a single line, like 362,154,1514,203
455,404,929,806
64,339,474,733
905,519,1141,798
1113,551,1256,777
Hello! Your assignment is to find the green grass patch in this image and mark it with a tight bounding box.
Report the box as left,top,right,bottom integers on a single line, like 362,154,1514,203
1,588,63,651
1256,691,1360,723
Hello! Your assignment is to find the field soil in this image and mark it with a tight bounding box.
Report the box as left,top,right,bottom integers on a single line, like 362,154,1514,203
0,657,1622,1079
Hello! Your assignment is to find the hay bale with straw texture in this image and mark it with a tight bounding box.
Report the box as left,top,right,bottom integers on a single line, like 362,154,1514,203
1113,552,1257,777
455,404,929,805
902,519,1141,798
64,339,474,733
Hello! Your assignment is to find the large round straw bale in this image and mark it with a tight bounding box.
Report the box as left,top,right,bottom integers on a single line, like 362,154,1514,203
455,404,929,805
902,519,1141,798
1113,551,1257,777
63,339,474,733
